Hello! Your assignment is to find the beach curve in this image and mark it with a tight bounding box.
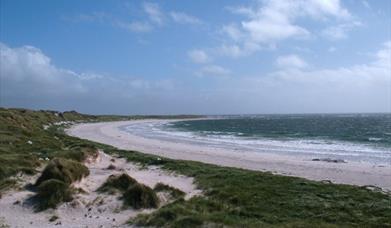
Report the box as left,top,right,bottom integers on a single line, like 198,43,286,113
66,120,391,191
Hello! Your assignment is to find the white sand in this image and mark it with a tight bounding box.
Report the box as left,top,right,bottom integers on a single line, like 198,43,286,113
0,150,200,228
66,120,391,191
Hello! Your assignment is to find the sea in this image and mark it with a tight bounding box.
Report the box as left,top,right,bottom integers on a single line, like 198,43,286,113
122,114,391,166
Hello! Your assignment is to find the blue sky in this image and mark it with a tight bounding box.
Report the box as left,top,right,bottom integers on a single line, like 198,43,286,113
1,0,390,114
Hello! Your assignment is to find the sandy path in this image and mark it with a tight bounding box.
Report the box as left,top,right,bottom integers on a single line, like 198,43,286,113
0,151,200,228
66,120,391,191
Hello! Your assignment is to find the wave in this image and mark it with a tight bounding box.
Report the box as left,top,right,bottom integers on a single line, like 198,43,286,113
121,120,391,165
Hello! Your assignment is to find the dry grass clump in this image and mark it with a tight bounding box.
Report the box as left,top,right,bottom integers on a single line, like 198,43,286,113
35,158,89,186
32,158,89,211
98,173,159,209
98,173,137,193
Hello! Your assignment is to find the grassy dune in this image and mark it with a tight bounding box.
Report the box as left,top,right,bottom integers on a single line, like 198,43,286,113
0,107,390,227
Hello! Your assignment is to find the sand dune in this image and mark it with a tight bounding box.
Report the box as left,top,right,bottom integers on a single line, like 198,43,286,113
0,150,200,227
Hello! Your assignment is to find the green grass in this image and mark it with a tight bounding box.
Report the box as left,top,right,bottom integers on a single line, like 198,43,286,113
34,179,73,211
0,107,390,227
123,182,159,209
98,173,160,209
0,108,95,185
120,153,391,227
0,107,201,187
154,183,186,199
31,157,90,210
35,158,89,186
54,146,98,162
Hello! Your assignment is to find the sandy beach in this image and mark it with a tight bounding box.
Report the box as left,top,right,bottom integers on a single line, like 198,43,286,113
67,120,391,191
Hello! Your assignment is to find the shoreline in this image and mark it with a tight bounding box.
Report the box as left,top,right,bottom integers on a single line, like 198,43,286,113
67,120,391,191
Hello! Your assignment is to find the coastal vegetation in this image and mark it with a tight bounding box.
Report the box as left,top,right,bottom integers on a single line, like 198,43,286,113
154,182,186,199
98,173,159,209
32,157,90,210
98,173,138,194
123,183,159,209
0,107,390,227
0,107,201,191
34,178,73,211
35,158,90,186
98,174,186,209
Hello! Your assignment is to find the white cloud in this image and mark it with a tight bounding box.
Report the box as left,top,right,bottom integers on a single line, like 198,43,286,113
202,42,390,113
221,24,243,41
220,41,391,113
67,11,154,33
0,43,175,112
170,12,202,25
218,45,245,58
217,43,263,58
1,41,389,114
65,12,111,23
268,41,391,105
374,41,391,67
322,21,362,40
219,0,354,57
240,5,310,43
188,49,210,63
0,43,84,94
67,3,201,35
303,0,351,19
197,65,231,77
276,54,308,69
116,21,152,33
275,41,391,83
143,2,164,25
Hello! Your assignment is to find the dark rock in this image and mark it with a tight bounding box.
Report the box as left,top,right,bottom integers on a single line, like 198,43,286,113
312,158,346,163
106,164,116,170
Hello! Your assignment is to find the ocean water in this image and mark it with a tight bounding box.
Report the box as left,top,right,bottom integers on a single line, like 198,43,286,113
123,114,391,165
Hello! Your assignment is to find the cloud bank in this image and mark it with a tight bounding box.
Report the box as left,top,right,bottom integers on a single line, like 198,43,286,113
0,43,175,114
217,0,359,57
1,41,389,114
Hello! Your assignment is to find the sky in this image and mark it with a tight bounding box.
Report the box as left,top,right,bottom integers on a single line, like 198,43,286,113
0,0,390,115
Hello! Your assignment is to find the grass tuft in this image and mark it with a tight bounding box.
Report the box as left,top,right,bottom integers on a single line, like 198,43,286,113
0,179,17,197
35,158,89,186
98,173,159,209
123,183,159,209
97,173,137,193
35,179,73,211
154,182,185,199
